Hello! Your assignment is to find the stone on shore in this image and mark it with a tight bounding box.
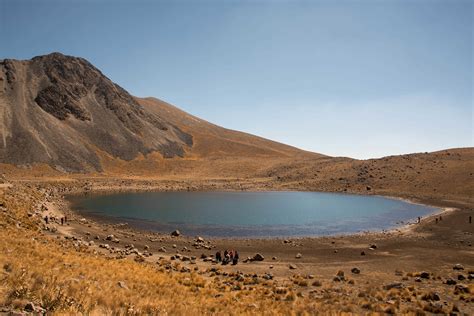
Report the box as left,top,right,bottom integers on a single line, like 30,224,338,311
351,267,360,274
383,282,403,290
453,263,464,270
251,253,264,261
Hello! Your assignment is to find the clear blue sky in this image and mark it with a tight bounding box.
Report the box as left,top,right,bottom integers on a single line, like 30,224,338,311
1,0,472,158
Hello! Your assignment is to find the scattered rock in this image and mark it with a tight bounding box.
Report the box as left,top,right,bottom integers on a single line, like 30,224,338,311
3,263,12,272
454,284,470,294
421,291,440,301
171,230,180,237
453,263,464,270
24,302,35,312
251,253,264,261
289,264,297,270
423,302,445,314
334,270,345,282
446,278,457,285
351,267,361,274
295,253,302,259
420,271,430,279
384,282,403,290
312,280,322,287
360,251,366,256
275,287,288,294
263,273,273,280
369,244,377,250
118,281,129,289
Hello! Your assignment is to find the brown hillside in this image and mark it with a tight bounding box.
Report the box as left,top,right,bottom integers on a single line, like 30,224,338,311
137,97,319,159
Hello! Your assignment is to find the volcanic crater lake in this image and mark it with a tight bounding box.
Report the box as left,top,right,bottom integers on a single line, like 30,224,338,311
68,191,437,237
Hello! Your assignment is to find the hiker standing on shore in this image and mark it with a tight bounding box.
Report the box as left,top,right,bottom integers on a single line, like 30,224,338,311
233,251,239,265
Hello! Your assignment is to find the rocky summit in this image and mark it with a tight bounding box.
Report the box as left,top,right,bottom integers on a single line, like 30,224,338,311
0,52,193,172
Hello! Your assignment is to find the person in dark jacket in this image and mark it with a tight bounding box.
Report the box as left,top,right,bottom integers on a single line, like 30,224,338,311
215,251,222,262
232,251,239,265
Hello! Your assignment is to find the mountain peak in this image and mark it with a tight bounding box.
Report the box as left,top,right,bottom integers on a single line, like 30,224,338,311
0,53,193,172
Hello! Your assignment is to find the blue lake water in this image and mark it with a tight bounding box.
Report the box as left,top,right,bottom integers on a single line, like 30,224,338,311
68,191,437,237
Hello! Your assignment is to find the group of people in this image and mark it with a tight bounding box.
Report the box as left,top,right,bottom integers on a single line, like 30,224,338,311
43,215,67,225
215,249,239,265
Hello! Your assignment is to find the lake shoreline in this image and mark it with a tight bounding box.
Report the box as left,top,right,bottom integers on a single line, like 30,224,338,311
50,178,471,245
64,183,447,240
67,190,441,239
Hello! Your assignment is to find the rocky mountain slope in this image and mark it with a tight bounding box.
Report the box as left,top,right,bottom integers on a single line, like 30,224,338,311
138,97,316,159
0,53,195,172
0,53,318,173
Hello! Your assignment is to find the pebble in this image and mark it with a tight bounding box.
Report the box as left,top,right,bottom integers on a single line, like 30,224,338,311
351,267,361,274
453,263,464,270
454,284,470,294
421,291,440,301
24,303,35,312
383,282,403,290
446,279,457,285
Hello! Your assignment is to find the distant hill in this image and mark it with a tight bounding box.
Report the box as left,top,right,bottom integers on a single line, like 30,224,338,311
0,53,317,172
